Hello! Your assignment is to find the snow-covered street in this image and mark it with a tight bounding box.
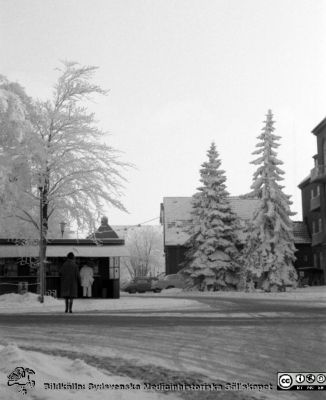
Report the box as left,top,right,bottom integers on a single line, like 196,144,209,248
0,291,207,313
0,287,325,399
1,286,325,314
0,343,178,400
1,1,325,399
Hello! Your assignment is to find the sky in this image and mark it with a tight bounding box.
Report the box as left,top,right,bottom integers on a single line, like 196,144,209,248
1,0,326,226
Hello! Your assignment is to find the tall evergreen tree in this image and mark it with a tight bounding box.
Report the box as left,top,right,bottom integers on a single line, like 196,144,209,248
243,110,297,291
182,142,241,291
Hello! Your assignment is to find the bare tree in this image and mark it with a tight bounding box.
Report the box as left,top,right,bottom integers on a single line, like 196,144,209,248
122,226,164,279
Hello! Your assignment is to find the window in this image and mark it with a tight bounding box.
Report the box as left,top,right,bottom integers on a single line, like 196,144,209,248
311,186,321,198
320,252,324,269
314,253,318,268
3,260,18,276
46,260,60,276
313,219,322,234
17,261,31,276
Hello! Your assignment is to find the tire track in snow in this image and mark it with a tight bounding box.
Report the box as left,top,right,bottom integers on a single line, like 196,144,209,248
1,315,325,400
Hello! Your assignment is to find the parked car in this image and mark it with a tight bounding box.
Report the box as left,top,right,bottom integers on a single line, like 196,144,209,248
152,274,186,292
123,277,158,294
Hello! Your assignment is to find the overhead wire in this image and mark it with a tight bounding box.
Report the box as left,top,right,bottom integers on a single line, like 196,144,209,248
134,216,159,226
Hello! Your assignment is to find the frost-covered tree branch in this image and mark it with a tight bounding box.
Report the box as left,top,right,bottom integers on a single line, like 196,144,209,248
0,62,131,245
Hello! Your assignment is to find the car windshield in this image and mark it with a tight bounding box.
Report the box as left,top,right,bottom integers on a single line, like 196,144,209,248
164,275,175,280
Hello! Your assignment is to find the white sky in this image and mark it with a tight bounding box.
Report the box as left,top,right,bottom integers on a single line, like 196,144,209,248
1,0,326,225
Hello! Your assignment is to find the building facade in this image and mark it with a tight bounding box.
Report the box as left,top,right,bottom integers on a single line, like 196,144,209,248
298,117,326,285
160,197,313,283
0,218,127,298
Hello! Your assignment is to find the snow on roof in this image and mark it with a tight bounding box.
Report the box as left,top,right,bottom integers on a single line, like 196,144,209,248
162,197,311,246
162,197,194,224
228,196,260,220
163,197,260,224
0,243,128,258
162,196,260,245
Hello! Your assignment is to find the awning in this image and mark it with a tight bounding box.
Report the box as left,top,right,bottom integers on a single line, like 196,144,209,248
0,245,128,258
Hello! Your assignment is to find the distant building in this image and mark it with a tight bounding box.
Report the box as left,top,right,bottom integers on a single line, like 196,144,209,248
160,197,312,282
89,216,119,239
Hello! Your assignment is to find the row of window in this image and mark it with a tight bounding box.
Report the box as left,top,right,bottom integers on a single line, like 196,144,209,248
0,257,120,277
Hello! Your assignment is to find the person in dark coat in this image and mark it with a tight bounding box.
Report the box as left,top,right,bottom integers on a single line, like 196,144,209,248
60,252,80,313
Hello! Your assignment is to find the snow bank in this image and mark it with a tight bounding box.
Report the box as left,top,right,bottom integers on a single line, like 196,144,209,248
0,292,59,305
0,292,208,314
146,286,326,301
0,286,324,314
0,344,177,399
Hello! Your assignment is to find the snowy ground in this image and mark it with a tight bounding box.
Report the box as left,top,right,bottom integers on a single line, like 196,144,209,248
0,287,325,400
0,286,324,314
0,286,324,315
0,292,209,313
0,343,177,400
0,293,207,399
135,285,326,303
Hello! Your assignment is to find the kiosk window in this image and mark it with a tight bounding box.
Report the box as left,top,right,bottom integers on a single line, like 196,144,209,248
4,260,18,276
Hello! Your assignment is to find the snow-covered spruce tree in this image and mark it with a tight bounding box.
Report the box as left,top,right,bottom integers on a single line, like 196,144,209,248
181,142,241,291
243,110,297,291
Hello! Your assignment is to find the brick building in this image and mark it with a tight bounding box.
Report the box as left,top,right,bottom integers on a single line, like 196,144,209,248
298,116,326,285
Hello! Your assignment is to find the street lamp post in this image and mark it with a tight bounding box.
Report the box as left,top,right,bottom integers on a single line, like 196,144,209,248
60,221,67,238
38,175,45,303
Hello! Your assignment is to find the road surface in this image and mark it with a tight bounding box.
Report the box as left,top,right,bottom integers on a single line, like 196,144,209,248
0,295,325,400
